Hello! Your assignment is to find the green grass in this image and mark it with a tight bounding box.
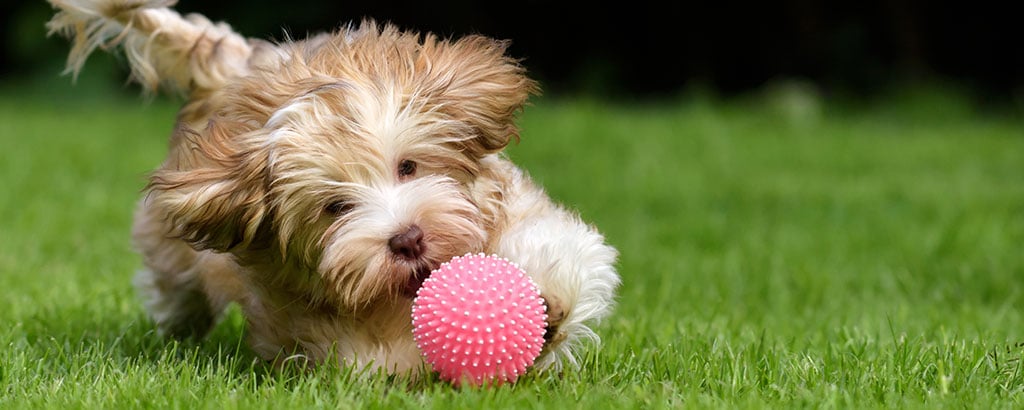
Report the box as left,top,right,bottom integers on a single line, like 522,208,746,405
1,81,1023,408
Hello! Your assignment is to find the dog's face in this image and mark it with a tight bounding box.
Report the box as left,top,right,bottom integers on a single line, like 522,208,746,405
148,23,537,311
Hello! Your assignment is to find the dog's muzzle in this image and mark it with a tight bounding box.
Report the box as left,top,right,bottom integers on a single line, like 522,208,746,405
389,225,424,261
403,266,432,298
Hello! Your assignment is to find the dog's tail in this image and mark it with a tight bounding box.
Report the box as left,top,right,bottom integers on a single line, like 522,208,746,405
46,0,254,95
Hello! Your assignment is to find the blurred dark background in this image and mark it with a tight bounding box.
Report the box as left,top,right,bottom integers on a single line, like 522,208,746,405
2,0,1022,103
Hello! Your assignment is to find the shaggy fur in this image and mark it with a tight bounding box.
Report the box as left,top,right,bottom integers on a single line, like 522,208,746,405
47,0,620,375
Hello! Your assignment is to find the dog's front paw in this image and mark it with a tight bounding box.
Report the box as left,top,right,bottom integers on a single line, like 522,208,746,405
541,294,568,349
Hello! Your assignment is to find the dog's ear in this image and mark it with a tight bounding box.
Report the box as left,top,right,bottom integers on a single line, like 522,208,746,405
423,35,539,156
147,119,269,252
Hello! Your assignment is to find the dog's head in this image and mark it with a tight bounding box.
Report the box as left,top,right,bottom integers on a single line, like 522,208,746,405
147,22,537,310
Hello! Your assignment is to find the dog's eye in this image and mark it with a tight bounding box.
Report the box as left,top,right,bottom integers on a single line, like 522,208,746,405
325,200,354,216
398,160,417,177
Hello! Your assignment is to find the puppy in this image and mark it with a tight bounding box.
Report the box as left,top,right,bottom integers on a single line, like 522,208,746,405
47,0,620,375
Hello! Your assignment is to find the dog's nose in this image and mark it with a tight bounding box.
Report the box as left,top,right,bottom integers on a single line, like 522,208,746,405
389,225,425,260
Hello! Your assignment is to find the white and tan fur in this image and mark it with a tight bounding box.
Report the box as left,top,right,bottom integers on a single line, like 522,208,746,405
47,0,620,375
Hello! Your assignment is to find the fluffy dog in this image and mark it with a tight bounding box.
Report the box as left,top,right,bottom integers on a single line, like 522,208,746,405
47,0,620,375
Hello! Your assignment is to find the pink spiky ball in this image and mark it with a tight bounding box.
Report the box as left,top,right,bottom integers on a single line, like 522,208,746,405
411,253,547,387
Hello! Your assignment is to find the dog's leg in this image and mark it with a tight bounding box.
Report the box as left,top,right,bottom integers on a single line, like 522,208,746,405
489,171,620,371
131,198,243,339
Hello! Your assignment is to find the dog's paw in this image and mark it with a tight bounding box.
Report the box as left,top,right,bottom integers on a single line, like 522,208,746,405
135,269,217,340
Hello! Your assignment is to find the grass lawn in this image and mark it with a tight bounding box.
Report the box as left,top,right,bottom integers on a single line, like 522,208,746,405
1,80,1023,408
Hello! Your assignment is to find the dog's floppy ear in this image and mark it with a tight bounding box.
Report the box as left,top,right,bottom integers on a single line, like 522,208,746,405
422,35,539,156
147,119,269,252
